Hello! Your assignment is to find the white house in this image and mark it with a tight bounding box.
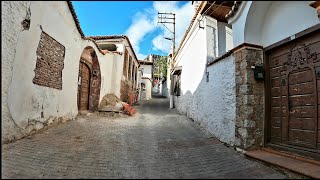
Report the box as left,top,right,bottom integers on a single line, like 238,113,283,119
169,1,235,144
139,59,153,100
87,35,141,104
169,0,320,160
1,1,141,143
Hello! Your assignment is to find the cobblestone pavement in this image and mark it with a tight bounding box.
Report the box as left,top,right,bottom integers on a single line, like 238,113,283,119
2,95,288,179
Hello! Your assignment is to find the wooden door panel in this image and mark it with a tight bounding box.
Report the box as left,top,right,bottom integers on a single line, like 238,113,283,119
271,117,281,127
270,67,281,78
289,118,316,130
268,30,320,151
270,55,287,69
271,87,281,97
79,63,90,111
288,70,314,85
288,130,315,143
289,82,314,95
271,78,280,88
289,106,316,118
289,95,315,106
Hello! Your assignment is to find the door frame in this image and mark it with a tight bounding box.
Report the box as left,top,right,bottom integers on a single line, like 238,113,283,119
263,24,320,159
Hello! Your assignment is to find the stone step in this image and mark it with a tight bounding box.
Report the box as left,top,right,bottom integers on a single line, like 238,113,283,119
244,149,320,179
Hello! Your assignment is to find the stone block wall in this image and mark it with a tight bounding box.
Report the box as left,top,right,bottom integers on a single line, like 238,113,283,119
33,31,65,90
234,47,265,149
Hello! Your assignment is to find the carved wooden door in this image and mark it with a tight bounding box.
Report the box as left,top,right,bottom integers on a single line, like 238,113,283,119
78,62,91,111
268,30,320,151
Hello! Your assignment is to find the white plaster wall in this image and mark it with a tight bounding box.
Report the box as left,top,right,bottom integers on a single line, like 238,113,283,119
206,16,218,60
96,51,117,103
204,16,233,60
230,1,319,47
110,53,123,98
2,1,118,142
2,1,32,142
225,25,233,52
217,22,233,56
161,80,169,97
174,15,208,96
229,1,250,47
137,69,143,100
260,1,319,47
141,64,152,79
173,12,236,144
175,55,236,144
141,78,152,100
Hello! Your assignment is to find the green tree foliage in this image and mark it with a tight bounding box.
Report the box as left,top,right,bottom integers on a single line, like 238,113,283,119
153,56,168,80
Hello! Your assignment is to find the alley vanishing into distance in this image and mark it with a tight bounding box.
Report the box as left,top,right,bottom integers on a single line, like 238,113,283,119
2,95,288,179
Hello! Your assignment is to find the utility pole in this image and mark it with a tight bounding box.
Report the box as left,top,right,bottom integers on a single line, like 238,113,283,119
158,12,175,61
158,12,176,108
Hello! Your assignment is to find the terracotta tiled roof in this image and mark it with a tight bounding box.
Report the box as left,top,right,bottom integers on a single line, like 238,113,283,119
87,35,139,62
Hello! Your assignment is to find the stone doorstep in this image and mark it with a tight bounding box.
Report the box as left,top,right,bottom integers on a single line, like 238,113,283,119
244,149,320,179
260,147,320,166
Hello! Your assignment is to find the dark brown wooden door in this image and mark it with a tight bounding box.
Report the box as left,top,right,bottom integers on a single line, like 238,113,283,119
78,62,91,111
268,30,320,151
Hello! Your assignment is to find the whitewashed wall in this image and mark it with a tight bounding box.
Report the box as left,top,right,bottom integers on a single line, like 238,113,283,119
2,1,119,143
162,80,169,97
141,78,152,100
174,16,208,96
141,64,152,79
2,1,32,142
110,52,123,98
230,1,319,47
173,14,236,144
140,64,153,100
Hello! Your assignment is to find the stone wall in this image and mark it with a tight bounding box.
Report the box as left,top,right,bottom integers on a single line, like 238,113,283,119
33,31,65,90
234,47,264,149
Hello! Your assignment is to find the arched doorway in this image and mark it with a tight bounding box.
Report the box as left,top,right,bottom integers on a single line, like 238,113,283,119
77,46,101,112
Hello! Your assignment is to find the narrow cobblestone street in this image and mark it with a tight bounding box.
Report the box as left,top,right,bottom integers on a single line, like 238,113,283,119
2,95,287,179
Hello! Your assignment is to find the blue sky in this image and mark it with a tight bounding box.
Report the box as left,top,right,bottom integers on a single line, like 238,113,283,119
72,1,194,59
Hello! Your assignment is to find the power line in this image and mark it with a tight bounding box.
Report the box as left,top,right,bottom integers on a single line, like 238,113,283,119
136,24,159,45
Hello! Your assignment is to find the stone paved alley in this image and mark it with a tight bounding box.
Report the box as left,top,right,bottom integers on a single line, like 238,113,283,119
2,95,288,179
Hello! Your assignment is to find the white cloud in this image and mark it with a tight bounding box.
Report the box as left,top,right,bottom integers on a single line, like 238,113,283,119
152,1,194,53
125,1,194,58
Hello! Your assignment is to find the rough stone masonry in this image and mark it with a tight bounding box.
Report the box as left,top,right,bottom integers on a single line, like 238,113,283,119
234,46,265,149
